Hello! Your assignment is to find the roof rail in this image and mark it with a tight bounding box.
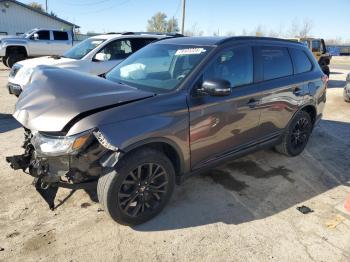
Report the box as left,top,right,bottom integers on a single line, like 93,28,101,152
106,31,184,37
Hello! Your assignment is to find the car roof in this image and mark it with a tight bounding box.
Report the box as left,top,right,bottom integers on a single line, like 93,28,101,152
157,36,305,47
89,34,170,41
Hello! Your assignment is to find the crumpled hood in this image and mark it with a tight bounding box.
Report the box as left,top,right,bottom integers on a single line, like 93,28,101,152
16,56,76,68
14,67,154,132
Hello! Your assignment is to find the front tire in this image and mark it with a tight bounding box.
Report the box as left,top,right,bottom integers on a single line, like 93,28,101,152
275,111,313,157
6,54,25,68
2,56,9,67
97,148,175,225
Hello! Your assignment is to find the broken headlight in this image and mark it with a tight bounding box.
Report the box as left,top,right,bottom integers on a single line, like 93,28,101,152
32,130,92,156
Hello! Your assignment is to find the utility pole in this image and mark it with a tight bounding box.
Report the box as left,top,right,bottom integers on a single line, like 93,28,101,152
181,0,186,34
45,0,48,12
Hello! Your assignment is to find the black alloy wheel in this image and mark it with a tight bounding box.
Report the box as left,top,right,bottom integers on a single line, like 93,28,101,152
118,163,169,218
275,110,313,156
290,117,310,151
97,148,175,225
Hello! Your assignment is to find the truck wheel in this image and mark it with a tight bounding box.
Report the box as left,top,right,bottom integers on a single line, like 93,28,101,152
323,66,330,77
275,111,313,157
97,148,175,225
6,54,25,68
2,56,9,67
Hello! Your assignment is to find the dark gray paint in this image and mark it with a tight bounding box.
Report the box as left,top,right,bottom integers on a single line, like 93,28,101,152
13,37,327,176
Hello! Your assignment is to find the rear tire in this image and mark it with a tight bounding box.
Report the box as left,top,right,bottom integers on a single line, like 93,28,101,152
323,66,330,77
97,148,175,225
275,111,313,157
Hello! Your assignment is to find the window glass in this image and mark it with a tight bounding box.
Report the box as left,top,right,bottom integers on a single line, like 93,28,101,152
312,40,321,52
203,46,253,87
53,31,68,40
106,44,212,93
37,30,50,40
95,40,132,61
261,47,293,80
289,48,312,74
63,38,105,59
131,38,156,52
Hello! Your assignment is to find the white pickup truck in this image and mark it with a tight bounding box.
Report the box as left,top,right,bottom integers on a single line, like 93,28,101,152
0,28,73,68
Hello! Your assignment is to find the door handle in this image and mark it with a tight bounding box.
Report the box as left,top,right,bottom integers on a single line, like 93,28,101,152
247,98,259,108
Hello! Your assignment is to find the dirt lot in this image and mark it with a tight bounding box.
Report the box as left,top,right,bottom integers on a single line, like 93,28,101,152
0,58,349,262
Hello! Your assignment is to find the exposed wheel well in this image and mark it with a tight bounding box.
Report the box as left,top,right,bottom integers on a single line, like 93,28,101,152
301,105,316,125
6,46,28,57
122,142,182,176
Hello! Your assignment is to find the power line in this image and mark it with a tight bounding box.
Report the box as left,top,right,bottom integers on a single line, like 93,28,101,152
60,0,113,6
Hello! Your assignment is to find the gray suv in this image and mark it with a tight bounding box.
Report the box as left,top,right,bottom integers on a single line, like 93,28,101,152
7,36,328,225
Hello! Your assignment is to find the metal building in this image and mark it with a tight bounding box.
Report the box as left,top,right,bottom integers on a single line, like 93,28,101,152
0,0,78,37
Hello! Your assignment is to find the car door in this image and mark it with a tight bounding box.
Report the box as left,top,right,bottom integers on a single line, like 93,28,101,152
188,44,263,170
28,30,52,56
255,45,308,138
90,39,133,75
51,31,71,55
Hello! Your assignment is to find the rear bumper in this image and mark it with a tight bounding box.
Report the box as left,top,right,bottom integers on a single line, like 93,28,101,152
7,82,22,97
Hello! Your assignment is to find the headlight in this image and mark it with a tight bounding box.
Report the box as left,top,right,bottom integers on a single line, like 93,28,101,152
14,67,34,86
32,130,92,156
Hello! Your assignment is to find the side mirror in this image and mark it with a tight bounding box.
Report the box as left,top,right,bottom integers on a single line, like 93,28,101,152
94,53,110,62
199,79,231,97
33,33,39,40
347,73,350,84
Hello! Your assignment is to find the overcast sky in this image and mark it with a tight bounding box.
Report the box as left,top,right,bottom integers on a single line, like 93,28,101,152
21,0,350,40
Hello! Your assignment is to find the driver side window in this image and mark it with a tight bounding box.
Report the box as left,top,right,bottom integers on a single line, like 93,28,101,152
31,30,50,40
95,40,132,61
203,46,253,88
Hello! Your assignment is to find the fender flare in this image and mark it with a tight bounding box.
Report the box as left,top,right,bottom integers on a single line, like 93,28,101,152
5,45,28,57
120,137,187,176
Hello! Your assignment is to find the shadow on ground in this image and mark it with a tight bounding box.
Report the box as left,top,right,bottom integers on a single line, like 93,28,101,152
131,119,350,231
330,71,344,75
328,79,346,88
0,113,20,133
36,119,349,230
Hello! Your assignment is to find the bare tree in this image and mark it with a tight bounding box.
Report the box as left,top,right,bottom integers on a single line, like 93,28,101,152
167,17,179,33
254,25,265,37
268,30,279,37
225,30,235,36
299,19,313,38
147,12,179,33
28,2,44,12
185,23,203,36
288,18,300,37
147,12,168,32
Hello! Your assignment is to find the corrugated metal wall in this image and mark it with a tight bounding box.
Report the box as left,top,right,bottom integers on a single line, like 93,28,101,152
0,2,73,36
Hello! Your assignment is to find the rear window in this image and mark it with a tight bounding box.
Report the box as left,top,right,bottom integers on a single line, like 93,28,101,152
53,31,69,41
289,48,312,74
260,46,293,81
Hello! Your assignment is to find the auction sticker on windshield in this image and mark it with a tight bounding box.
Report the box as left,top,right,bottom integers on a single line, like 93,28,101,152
175,48,207,56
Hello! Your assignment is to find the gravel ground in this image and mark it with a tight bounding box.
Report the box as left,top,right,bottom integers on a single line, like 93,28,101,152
0,59,349,262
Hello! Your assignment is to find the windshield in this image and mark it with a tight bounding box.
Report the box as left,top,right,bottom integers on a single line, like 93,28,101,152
106,44,212,93
24,29,36,38
63,38,105,60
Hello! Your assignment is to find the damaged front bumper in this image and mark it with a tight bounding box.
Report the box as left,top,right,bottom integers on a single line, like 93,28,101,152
6,129,121,210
